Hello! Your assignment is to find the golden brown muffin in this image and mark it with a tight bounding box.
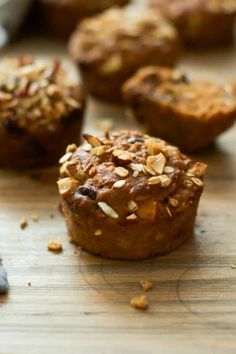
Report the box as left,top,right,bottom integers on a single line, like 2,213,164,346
150,0,236,47
69,7,181,102
122,66,236,153
39,0,130,39
58,130,206,260
0,56,85,169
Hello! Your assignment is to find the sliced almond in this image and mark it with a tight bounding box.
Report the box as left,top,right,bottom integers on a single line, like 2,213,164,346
128,200,138,212
91,146,107,157
98,202,119,219
146,153,166,175
112,149,133,166
114,167,129,177
59,152,72,164
83,133,102,147
82,143,92,152
187,163,207,178
57,178,79,196
145,138,166,155
126,213,138,220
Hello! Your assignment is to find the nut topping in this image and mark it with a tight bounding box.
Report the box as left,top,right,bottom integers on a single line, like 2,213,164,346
59,152,73,164
164,166,175,174
91,146,107,156
112,149,133,166
94,229,102,236
128,200,138,212
83,133,102,147
168,197,179,207
0,58,83,132
57,177,79,196
66,144,77,153
126,213,138,220
146,153,166,175
191,177,204,187
98,202,119,219
187,163,207,178
114,167,129,177
113,180,126,189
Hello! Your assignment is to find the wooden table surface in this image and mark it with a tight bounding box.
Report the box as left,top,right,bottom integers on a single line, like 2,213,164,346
1,31,236,354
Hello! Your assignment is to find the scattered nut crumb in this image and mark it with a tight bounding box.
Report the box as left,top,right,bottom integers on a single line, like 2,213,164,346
20,219,28,230
48,240,63,253
31,214,39,222
28,282,32,287
130,295,149,310
94,229,102,236
50,213,55,219
139,280,153,292
231,264,236,269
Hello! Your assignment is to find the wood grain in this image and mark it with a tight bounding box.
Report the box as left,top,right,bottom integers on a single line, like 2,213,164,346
1,34,236,354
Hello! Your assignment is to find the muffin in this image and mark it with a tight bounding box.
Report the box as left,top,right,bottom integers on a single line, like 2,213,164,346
39,0,130,39
150,0,236,47
0,56,85,169
57,130,206,260
69,7,181,103
122,66,236,153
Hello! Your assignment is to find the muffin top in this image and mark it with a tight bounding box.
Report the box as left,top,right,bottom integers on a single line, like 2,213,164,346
69,7,179,74
150,0,236,17
58,131,206,223
0,56,84,134
123,66,236,120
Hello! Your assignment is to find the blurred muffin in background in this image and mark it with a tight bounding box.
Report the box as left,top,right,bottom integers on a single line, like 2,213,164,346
69,7,181,102
122,66,236,152
38,0,130,39
150,0,236,47
0,56,85,169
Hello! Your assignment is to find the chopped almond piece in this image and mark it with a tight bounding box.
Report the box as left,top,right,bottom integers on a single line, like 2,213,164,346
139,280,153,292
20,219,28,230
48,240,63,253
130,295,149,310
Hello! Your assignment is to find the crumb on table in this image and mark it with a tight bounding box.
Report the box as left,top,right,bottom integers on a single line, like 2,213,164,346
20,219,28,230
139,280,153,292
47,240,63,253
130,295,149,310
31,214,39,222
